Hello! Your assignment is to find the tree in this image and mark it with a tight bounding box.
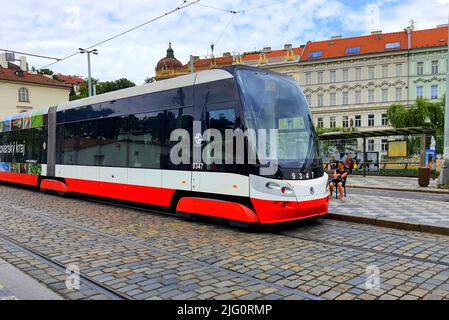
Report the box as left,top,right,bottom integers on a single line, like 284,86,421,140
39,68,54,75
387,97,445,132
70,78,136,101
145,77,156,84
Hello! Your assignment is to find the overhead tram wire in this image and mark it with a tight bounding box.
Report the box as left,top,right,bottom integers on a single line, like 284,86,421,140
37,0,201,70
194,0,295,14
0,49,61,61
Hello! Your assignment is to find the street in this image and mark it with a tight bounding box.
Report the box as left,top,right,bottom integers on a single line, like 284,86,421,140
1,183,449,300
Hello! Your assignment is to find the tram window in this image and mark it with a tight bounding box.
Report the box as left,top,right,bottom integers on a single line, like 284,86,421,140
99,116,128,167
163,107,193,170
207,108,237,129
77,120,101,166
30,127,47,164
58,123,77,165
129,111,162,169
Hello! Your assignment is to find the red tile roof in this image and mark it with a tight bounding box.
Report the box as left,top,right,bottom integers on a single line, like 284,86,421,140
57,74,85,85
0,65,71,88
243,47,303,61
411,25,448,49
301,31,408,61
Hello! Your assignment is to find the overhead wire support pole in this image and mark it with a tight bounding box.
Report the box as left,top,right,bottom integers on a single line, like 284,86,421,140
439,15,449,186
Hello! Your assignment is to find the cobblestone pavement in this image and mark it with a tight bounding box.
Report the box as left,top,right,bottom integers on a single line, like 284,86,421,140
348,175,448,193
2,184,449,300
330,188,449,230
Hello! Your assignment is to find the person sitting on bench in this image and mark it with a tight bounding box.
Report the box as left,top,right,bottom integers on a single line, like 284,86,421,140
329,162,348,201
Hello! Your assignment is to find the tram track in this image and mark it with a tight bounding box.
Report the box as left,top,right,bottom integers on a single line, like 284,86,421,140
0,199,322,301
82,196,449,270
0,232,131,300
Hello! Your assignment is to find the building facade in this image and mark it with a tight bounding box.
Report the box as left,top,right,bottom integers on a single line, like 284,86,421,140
154,25,448,159
0,54,71,117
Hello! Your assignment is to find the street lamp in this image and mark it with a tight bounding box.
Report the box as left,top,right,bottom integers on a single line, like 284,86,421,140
79,48,98,97
438,20,449,187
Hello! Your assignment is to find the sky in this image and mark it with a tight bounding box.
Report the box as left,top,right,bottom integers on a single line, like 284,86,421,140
1,0,448,84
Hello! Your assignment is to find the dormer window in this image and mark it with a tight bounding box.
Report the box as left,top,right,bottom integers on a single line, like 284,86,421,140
15,70,24,77
309,51,322,58
18,87,29,102
346,47,360,55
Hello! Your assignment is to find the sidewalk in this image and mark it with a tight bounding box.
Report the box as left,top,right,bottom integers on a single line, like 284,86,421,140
328,190,449,236
0,258,62,300
347,175,449,194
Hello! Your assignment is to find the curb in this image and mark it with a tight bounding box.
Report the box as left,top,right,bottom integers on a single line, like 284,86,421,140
348,184,449,195
327,213,449,237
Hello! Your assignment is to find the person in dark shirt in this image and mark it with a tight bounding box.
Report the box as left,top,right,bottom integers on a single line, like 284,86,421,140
329,162,348,201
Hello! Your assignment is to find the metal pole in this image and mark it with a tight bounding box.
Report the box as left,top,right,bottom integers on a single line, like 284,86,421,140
439,18,449,186
87,52,92,97
363,137,367,177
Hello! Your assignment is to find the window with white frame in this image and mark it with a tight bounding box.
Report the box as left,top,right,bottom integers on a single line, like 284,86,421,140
18,87,30,102
368,114,375,127
355,115,361,127
368,89,375,103
342,91,349,105
355,67,362,80
382,64,388,78
431,85,439,99
355,90,362,104
306,72,312,85
306,94,312,106
368,66,375,80
342,69,349,82
382,88,389,102
382,113,388,126
330,116,336,128
330,70,336,83
395,87,402,101
417,85,424,98
317,93,323,107
330,92,336,106
396,64,402,77
342,115,349,128
317,71,324,84
368,139,375,152
432,60,439,74
317,117,324,128
382,139,388,152
417,62,424,75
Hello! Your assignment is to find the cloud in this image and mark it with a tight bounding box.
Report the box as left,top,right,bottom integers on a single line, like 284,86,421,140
0,0,447,84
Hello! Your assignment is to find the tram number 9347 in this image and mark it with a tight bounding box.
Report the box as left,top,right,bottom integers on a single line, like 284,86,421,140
290,171,315,180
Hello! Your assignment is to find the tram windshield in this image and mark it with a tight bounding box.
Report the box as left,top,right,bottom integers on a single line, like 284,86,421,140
236,68,322,177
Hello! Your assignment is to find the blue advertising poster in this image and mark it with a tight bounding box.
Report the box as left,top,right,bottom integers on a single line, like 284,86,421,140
426,149,437,170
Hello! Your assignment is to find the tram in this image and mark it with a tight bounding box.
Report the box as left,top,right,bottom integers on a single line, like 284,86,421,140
0,65,328,225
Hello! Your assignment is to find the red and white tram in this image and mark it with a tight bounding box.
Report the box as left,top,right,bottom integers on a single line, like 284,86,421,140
0,66,328,225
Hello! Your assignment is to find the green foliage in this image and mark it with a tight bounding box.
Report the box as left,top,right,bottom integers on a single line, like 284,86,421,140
316,127,350,135
70,78,136,101
387,97,445,134
39,68,54,75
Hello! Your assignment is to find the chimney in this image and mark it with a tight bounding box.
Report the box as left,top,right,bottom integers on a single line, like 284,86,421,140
284,44,292,51
0,53,7,68
262,47,271,53
19,56,28,72
371,30,382,35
